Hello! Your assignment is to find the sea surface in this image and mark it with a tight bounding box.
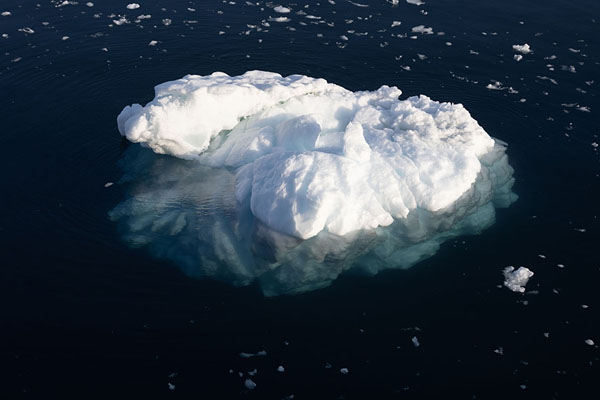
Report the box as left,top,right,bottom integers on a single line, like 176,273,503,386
1,0,599,398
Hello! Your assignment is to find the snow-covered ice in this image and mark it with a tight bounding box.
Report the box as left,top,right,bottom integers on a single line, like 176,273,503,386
112,71,517,295
503,266,534,293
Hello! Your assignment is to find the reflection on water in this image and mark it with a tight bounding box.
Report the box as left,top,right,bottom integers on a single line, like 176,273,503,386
110,145,515,296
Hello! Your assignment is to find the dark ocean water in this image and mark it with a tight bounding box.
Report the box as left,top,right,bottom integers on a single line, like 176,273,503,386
1,0,599,398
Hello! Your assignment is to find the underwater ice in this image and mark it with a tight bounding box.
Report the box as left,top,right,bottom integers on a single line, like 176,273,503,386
112,71,517,295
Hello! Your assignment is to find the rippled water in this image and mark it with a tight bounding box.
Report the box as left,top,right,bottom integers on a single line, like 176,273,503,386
1,0,599,397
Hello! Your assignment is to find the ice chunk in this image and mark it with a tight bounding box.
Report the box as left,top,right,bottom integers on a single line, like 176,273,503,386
126,3,140,10
244,379,256,389
503,267,534,293
274,6,291,13
412,25,433,34
112,71,517,296
512,44,532,54
407,0,425,5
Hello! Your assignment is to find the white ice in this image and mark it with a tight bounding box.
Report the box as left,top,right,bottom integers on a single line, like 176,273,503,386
113,71,517,295
503,266,534,293
512,44,532,54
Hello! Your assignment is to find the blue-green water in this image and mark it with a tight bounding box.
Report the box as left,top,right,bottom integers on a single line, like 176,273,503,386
1,0,599,397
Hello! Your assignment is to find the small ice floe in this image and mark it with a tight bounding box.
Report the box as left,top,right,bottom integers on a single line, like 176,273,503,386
585,339,595,346
113,17,128,26
391,21,401,28
411,25,433,34
494,347,504,355
148,40,157,46
543,332,550,338
406,0,425,5
512,43,532,54
168,383,175,390
244,378,256,389
503,266,534,293
239,350,267,358
340,368,349,374
269,17,290,22
127,3,140,10
162,18,172,26
277,365,285,372
18,27,35,34
274,6,291,13
514,54,523,61
412,336,420,347
86,2,94,7
62,36,69,40
1,11,11,16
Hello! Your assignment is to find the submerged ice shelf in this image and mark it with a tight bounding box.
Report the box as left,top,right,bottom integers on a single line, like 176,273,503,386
112,71,517,295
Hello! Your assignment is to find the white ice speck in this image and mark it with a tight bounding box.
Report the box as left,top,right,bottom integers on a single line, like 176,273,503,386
411,25,433,34
340,367,349,374
274,6,291,13
1,11,11,16
244,378,257,389
277,365,285,372
514,54,523,61
585,339,595,346
512,44,532,54
406,0,425,5
503,266,534,293
168,383,175,390
412,336,420,347
86,2,94,7
126,3,140,10
162,18,172,26
19,27,35,34
148,40,157,46
391,21,401,28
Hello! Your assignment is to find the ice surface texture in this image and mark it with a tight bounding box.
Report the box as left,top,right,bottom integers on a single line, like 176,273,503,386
113,71,517,295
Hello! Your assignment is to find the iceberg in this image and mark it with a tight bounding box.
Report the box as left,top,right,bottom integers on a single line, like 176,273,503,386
112,71,517,295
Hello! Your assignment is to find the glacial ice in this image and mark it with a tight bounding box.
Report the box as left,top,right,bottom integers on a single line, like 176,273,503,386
503,266,533,293
112,71,517,295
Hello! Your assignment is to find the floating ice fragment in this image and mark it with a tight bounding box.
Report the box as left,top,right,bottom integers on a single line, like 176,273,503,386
148,40,157,46
391,21,401,27
113,17,128,26
239,350,267,358
407,0,425,5
269,16,290,22
274,6,291,13
503,267,534,293
113,71,517,296
162,18,172,26
244,379,256,389
104,182,114,187
1,11,11,16
126,3,140,10
340,368,349,374
168,383,175,390
411,25,433,34
514,54,523,61
585,339,595,346
86,2,94,7
277,366,285,372
18,27,35,34
512,44,532,54
412,336,420,347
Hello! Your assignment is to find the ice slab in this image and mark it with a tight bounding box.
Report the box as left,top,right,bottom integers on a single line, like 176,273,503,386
112,71,517,295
